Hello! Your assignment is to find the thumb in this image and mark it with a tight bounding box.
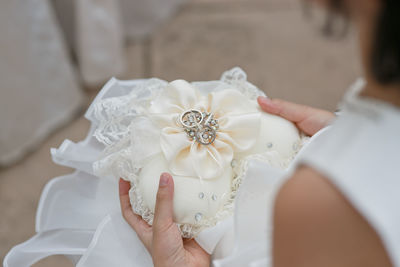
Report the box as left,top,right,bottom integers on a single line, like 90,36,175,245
153,172,175,234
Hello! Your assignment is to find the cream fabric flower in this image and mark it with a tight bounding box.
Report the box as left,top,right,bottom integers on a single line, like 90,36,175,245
147,80,261,180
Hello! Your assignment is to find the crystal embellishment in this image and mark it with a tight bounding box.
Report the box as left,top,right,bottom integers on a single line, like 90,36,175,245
231,159,237,168
195,212,203,222
198,192,205,199
180,109,219,145
293,142,299,151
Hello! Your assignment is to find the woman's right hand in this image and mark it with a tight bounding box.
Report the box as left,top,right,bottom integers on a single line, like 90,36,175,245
257,96,335,136
119,174,210,267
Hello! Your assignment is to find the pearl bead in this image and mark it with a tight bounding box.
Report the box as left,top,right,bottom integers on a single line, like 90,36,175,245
195,213,203,222
231,159,237,168
293,142,299,151
198,192,204,199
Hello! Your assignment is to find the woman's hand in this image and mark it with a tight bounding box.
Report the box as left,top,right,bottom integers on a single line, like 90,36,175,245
119,173,210,267
257,96,335,136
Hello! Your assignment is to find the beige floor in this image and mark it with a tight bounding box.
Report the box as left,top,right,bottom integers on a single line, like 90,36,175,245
0,0,361,266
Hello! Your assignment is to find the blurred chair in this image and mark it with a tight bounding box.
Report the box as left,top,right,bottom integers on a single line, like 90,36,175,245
53,0,187,85
0,0,84,166
0,0,187,167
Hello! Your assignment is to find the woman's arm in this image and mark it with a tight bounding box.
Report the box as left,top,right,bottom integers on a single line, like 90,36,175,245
273,166,392,267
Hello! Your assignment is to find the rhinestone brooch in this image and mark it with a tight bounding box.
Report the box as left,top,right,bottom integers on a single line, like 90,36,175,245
180,109,219,145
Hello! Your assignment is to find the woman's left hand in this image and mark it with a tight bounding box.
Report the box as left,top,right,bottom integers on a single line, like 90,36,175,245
119,173,211,267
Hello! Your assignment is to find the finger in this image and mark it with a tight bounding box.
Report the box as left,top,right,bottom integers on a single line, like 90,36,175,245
119,178,152,247
257,96,311,123
119,178,137,218
119,178,148,228
153,173,175,235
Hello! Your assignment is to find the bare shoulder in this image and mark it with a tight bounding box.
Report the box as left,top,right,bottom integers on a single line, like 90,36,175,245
272,166,392,267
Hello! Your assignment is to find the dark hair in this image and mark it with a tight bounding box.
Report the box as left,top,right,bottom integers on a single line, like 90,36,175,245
371,0,400,84
309,0,400,85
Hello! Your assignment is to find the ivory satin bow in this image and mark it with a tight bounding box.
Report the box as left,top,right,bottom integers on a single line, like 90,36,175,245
147,80,261,180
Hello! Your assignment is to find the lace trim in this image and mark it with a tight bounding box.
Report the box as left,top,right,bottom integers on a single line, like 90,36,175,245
93,78,167,147
220,67,266,100
92,68,301,238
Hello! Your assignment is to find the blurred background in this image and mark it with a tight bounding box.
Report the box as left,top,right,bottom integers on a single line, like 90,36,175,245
0,0,361,266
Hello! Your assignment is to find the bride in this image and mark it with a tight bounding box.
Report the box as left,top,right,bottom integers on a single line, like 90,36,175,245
4,0,400,266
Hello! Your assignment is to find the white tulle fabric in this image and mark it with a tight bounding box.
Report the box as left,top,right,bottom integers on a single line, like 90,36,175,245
4,68,317,267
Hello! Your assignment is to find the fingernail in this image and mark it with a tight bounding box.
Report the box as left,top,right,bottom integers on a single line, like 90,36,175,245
258,96,278,109
159,173,170,187
258,96,271,104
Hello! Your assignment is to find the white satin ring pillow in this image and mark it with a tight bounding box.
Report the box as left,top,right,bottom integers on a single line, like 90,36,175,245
92,67,305,238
